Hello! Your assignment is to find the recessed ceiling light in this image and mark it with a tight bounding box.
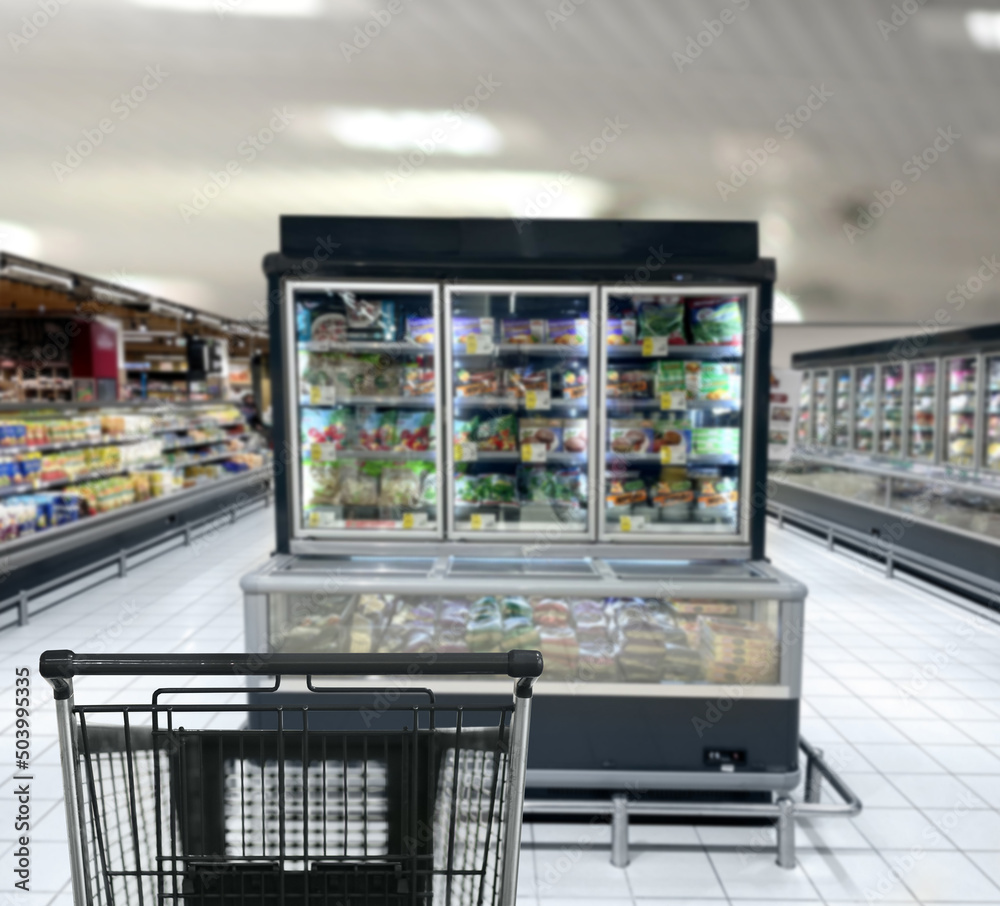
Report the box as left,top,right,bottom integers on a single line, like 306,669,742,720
129,0,322,17
326,108,503,157
774,291,804,324
966,10,1000,50
0,222,42,258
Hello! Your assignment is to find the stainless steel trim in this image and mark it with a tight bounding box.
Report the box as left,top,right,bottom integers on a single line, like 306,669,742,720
54,689,90,906
283,279,445,543
525,767,801,792
499,685,534,906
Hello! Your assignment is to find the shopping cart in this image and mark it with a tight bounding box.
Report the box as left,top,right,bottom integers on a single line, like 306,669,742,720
39,649,543,906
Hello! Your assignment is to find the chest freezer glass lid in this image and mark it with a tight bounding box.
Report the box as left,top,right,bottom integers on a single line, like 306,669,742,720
279,556,437,577
606,560,770,581
446,557,598,577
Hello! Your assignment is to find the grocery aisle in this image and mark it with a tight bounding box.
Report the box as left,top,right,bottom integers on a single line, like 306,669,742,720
3,508,1000,904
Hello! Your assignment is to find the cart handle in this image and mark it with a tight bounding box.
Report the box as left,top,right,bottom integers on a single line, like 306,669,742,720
39,649,544,680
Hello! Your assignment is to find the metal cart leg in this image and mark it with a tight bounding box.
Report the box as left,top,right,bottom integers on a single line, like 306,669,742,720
18,591,29,627
805,747,824,804
826,527,835,550
118,550,128,578
775,796,796,869
52,680,90,906
885,549,895,578
611,794,630,868
499,678,536,906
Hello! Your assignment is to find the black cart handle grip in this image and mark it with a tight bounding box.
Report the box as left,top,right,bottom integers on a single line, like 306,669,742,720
39,649,543,680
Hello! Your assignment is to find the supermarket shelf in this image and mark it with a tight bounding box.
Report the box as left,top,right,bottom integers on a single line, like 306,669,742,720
301,396,435,409
152,420,246,434
0,462,165,498
126,369,191,377
453,343,588,358
309,449,436,462
606,344,742,360
0,434,149,455
162,432,249,452
606,453,739,466
453,396,588,411
165,451,249,468
460,451,586,464
607,399,740,411
299,340,434,354
0,400,235,414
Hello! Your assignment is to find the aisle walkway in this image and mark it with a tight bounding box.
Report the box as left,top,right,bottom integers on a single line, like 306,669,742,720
1,509,999,904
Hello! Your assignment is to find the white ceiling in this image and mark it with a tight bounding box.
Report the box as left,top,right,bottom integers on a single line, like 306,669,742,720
2,0,1000,325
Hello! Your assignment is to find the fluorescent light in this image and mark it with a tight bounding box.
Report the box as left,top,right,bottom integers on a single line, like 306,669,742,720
326,108,502,157
774,291,803,324
129,0,322,17
0,222,42,258
0,264,74,291
966,10,1000,50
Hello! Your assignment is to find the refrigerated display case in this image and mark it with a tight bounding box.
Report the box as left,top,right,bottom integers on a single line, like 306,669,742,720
797,373,812,444
777,322,1000,597
259,216,797,789
813,370,830,444
832,368,851,449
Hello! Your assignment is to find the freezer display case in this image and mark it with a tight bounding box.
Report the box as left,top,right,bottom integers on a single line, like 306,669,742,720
598,288,752,543
779,322,1000,598
832,367,851,449
946,356,977,468
908,360,938,460
243,555,806,788
444,285,596,540
287,282,443,539
854,366,876,453
813,370,830,445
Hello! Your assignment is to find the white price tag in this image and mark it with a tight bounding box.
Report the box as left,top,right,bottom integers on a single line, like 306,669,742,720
524,389,551,411
521,443,547,463
402,512,429,529
642,337,669,357
309,340,332,352
307,510,337,528
659,444,687,465
470,513,497,531
454,442,478,462
309,385,338,405
660,391,687,411
619,514,646,532
310,443,340,462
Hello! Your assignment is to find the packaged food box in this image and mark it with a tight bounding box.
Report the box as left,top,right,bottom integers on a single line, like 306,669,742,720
562,419,588,454
554,362,588,400
652,415,690,453
606,474,647,506
606,317,637,346
394,411,434,452
654,361,687,398
506,366,551,398
697,363,741,401
456,367,500,397
520,465,586,506
608,420,654,454
453,316,495,348
309,312,346,344
637,299,685,344
519,419,563,452
502,319,546,344
607,368,653,399
402,363,434,397
691,427,739,457
688,297,743,346
456,413,517,451
302,408,351,451
405,316,435,345
548,318,589,347
344,299,396,341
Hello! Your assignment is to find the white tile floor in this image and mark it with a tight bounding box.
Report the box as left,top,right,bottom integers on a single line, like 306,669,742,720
0,509,998,904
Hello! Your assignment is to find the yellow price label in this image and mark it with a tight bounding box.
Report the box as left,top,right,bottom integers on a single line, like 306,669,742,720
642,337,668,357
308,512,320,527
660,447,672,464
402,513,415,529
620,515,633,532
642,338,655,357
660,391,686,411
525,390,537,409
310,385,321,404
311,444,322,462
470,513,484,530
467,335,478,354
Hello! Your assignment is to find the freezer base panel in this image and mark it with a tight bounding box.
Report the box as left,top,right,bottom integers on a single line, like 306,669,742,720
770,480,1000,602
248,691,799,791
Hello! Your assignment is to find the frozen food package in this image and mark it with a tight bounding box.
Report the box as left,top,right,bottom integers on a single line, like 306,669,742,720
519,418,563,452
453,316,495,348
654,361,686,398
606,316,637,346
344,298,396,341
637,299,685,344
378,466,422,508
562,419,588,453
310,312,347,344
402,362,435,397
688,297,743,346
456,367,501,397
394,411,434,452
358,409,396,451
505,366,551,399
405,316,435,345
606,367,654,399
539,625,579,679
302,407,351,451
697,363,741,401
502,318,546,344
608,420,654,454
554,362,588,400
456,414,517,451
548,318,589,347
467,596,503,651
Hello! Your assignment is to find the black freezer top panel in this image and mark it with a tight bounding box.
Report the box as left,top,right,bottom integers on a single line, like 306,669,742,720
792,322,1000,370
278,216,759,267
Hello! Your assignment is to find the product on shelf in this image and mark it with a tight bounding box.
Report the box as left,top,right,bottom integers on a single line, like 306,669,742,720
395,411,434,451
547,318,589,347
698,616,778,683
455,472,517,506
455,368,500,397
402,363,435,397
455,414,517,452
691,427,739,457
654,361,686,399
607,367,653,399
505,366,551,399
467,596,503,651
502,319,546,344
695,363,741,401
453,317,495,348
637,298,685,344
652,472,694,521
519,465,586,507
553,362,588,400
608,420,654,454
687,297,743,346
692,471,739,522
606,317,637,346
405,316,435,345
538,626,579,679
303,408,350,451
519,419,563,452
605,473,647,506
563,419,587,453
652,415,691,454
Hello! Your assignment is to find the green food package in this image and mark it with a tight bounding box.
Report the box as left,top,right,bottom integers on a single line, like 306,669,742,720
654,361,686,396
688,298,743,346
638,299,685,343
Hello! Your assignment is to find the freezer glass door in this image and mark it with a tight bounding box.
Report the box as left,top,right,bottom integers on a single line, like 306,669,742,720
289,282,443,538
833,368,851,449
600,288,751,541
445,286,596,539
797,372,811,444
946,357,977,467
814,371,830,445
986,356,1000,472
879,364,904,456
854,366,876,452
908,361,938,461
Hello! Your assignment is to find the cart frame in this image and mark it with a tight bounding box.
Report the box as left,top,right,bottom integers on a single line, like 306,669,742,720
40,649,543,906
